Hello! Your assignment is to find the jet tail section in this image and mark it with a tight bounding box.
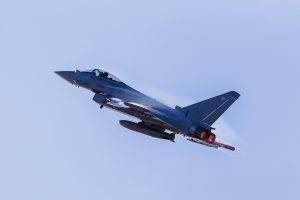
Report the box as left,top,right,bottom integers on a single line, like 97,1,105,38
178,91,240,126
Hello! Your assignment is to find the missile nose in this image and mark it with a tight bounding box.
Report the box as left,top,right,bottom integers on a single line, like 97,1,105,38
55,71,75,84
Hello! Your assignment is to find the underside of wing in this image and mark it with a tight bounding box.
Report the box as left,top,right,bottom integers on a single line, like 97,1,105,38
124,102,179,132
93,93,177,131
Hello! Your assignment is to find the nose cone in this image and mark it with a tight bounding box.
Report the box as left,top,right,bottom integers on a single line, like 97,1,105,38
55,71,75,84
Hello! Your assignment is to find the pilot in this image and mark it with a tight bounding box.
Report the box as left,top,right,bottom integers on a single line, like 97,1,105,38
100,72,109,78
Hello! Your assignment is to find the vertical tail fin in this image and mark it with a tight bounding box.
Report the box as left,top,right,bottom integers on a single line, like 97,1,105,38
178,91,240,126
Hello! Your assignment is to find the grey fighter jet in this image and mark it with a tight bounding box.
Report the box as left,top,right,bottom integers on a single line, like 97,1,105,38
55,69,240,151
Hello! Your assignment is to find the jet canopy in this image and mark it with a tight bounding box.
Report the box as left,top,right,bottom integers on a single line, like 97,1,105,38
83,69,122,82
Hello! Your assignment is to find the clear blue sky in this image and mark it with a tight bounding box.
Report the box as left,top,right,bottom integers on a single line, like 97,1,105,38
0,0,299,199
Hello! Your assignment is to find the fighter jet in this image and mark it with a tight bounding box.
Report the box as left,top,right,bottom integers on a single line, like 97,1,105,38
55,69,240,151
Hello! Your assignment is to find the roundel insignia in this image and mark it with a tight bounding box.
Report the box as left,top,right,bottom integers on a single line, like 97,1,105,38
221,96,226,101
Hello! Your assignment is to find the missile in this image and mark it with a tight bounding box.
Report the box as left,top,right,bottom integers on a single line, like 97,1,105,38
185,137,235,151
214,141,235,151
119,120,175,142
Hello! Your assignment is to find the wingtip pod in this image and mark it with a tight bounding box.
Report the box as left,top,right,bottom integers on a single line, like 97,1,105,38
215,142,236,151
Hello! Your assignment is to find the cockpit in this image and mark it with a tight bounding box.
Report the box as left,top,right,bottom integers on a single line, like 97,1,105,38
82,69,122,83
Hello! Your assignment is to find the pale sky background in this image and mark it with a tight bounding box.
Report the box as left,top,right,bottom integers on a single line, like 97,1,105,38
0,0,299,200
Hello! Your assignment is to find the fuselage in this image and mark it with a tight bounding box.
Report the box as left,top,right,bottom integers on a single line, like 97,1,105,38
88,73,195,134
